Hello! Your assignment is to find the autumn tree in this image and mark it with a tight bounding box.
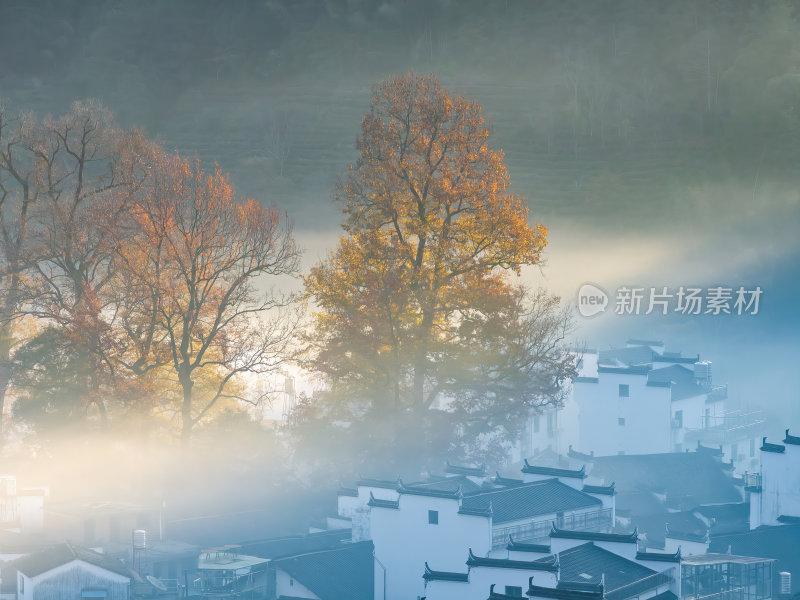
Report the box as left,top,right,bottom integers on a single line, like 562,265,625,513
0,105,39,439
14,101,154,428
118,154,300,443
301,73,575,472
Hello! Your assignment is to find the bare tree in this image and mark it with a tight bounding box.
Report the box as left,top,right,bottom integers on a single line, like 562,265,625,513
118,154,301,443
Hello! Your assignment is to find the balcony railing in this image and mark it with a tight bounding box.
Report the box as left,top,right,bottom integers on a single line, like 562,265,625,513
744,472,762,491
492,508,613,548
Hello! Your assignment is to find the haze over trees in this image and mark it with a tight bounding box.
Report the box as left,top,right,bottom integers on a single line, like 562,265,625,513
0,101,300,446
297,73,575,475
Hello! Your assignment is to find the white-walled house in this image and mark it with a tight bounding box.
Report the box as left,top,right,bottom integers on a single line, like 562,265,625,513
0,476,46,537
424,528,676,600
368,484,492,600
748,430,800,529
570,340,765,474
10,543,131,600
346,462,616,600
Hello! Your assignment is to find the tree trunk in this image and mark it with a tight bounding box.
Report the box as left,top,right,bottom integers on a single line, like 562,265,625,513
0,327,12,446
179,368,194,445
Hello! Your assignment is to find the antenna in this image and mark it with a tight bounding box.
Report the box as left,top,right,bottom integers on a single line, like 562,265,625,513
281,375,296,422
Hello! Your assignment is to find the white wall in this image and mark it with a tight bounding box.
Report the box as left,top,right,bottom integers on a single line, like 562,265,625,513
370,494,491,600
575,373,672,456
758,443,800,526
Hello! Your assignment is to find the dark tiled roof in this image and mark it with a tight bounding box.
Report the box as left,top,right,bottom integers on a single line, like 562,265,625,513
632,510,708,547
627,338,663,346
647,380,672,388
459,505,493,518
240,529,351,559
445,461,487,477
545,542,660,600
411,475,483,494
647,364,694,385
696,442,724,456
522,460,586,479
367,492,399,509
760,437,786,453
653,355,700,364
597,365,651,376
599,345,654,367
615,491,667,518
636,550,682,563
587,452,741,510
777,515,800,524
568,446,595,461
273,540,374,600
709,524,800,594
466,548,558,572
461,480,601,524
12,543,131,578
693,503,750,535
357,477,399,489
784,429,800,445
423,562,469,582
557,581,605,594
550,526,637,543
493,472,525,487
666,522,709,543
398,480,461,499
583,483,615,496
507,536,550,553
527,580,604,600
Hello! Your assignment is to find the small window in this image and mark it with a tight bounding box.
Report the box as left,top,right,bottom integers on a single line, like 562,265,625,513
750,439,756,457
618,417,626,426
505,586,523,597
533,415,540,433
428,510,438,525
619,384,629,397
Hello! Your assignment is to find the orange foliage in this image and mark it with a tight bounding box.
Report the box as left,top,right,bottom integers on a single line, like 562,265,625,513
305,72,549,414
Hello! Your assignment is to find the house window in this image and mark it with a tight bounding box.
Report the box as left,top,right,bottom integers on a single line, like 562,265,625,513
533,415,540,433
674,410,683,429
750,439,756,457
505,586,523,597
547,413,554,435
618,417,626,426
619,384,629,397
428,510,438,525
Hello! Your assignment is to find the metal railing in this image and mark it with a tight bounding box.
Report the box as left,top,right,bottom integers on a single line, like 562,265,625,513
744,472,762,491
492,508,613,547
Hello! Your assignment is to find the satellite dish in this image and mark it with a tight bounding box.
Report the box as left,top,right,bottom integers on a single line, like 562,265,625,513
146,575,168,592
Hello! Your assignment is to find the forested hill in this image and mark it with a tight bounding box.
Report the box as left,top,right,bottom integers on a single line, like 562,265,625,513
1,0,798,234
